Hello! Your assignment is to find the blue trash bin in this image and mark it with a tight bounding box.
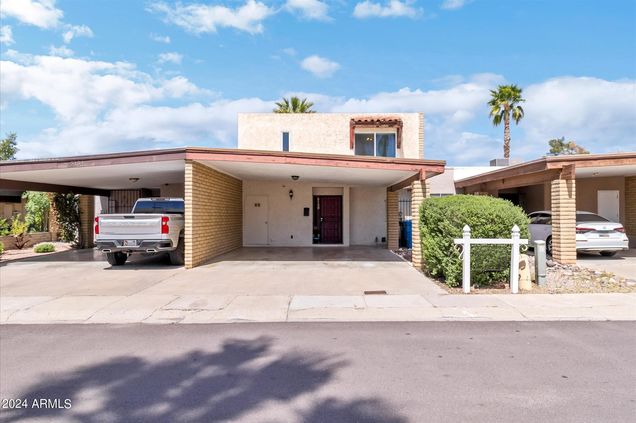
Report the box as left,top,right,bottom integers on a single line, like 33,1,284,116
403,219,412,249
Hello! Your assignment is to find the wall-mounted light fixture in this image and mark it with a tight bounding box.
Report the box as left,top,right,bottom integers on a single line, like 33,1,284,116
129,177,140,183
291,175,299,181
289,189,294,200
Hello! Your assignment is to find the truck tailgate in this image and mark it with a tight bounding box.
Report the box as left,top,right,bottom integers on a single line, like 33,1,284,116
98,214,162,236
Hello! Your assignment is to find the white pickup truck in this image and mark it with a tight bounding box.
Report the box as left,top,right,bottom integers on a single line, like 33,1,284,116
95,198,185,266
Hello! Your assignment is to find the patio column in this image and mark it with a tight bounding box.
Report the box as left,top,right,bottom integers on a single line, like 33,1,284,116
626,176,636,247
550,166,576,264
411,179,430,269
78,195,95,248
387,190,399,250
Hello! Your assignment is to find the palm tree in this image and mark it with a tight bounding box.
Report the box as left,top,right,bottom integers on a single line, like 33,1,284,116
273,96,316,113
488,84,525,159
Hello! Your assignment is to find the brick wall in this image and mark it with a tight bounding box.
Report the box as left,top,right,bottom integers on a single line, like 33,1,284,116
551,178,577,264
387,191,399,250
185,161,243,268
626,176,636,246
411,179,430,269
0,232,53,250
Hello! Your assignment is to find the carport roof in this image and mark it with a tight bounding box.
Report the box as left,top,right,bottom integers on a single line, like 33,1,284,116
455,152,636,191
0,147,445,193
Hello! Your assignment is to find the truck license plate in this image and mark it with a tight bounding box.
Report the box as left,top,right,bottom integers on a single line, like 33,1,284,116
123,240,137,246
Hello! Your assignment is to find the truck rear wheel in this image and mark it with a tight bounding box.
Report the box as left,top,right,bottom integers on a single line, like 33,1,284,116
106,252,128,266
169,237,185,266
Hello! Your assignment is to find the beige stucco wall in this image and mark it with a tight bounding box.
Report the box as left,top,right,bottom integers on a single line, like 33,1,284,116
238,113,424,159
243,180,351,246
350,186,387,245
576,176,626,224
242,180,387,247
1,198,26,220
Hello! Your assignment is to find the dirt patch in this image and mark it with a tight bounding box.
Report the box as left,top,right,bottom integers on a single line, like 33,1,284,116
0,242,73,262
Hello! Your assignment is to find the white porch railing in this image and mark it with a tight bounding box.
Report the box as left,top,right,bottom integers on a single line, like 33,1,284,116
453,225,528,294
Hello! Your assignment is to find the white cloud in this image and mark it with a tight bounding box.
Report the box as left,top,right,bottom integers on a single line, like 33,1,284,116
300,55,340,78
282,47,297,56
440,0,472,10
150,33,171,43
0,0,63,29
0,25,14,45
62,24,93,44
148,0,274,34
353,0,420,19
48,45,74,57
158,52,183,64
285,0,330,21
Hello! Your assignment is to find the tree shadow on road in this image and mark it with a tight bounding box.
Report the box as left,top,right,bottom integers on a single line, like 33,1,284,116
1,336,406,423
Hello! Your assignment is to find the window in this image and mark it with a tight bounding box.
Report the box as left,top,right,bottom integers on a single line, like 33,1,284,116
354,132,396,157
282,132,289,152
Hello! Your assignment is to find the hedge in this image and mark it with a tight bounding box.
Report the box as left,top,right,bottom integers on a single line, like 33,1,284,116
419,195,530,287
34,243,55,253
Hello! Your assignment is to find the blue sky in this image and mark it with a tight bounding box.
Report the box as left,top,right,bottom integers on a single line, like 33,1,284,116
1,0,635,165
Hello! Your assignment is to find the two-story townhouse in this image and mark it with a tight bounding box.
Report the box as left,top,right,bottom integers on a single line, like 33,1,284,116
0,112,446,269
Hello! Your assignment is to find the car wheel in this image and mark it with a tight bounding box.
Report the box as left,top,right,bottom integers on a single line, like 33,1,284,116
106,252,127,266
546,236,553,256
600,251,617,257
169,237,185,266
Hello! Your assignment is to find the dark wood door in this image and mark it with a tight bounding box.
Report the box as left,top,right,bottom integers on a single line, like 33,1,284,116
318,196,343,244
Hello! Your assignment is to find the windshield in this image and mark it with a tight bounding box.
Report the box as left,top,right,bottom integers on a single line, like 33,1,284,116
133,200,184,215
576,213,609,222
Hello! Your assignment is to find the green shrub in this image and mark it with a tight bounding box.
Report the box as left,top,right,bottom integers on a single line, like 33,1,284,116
0,218,10,236
0,242,4,254
34,243,55,253
420,195,530,287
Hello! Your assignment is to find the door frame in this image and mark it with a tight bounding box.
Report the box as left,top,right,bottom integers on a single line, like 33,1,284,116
313,195,343,244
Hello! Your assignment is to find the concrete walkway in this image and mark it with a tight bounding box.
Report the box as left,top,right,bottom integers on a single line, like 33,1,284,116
1,248,635,324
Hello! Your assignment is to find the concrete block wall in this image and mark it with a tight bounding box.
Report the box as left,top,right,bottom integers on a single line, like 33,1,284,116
185,161,243,269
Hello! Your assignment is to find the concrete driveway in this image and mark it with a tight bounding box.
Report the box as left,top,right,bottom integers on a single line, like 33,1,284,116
577,249,636,280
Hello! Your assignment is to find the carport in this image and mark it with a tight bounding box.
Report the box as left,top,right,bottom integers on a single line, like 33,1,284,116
1,148,445,269
455,153,636,264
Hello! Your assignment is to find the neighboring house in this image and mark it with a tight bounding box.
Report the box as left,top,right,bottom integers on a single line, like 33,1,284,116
0,112,445,268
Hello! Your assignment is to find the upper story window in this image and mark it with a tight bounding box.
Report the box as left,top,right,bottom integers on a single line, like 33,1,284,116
354,133,396,157
349,116,402,158
282,132,289,152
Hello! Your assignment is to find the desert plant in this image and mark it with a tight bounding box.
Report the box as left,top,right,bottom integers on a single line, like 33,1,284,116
34,242,55,253
52,193,80,245
420,195,530,287
11,214,30,249
273,96,315,113
23,191,50,232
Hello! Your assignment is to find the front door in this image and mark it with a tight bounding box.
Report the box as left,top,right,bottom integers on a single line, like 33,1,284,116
245,195,268,245
315,196,343,244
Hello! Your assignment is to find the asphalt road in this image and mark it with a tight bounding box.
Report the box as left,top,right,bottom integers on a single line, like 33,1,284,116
0,322,634,423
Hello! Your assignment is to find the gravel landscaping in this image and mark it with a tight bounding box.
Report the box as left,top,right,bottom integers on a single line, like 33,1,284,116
0,242,73,262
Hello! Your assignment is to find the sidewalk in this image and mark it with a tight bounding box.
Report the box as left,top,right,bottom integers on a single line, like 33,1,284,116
2,291,635,324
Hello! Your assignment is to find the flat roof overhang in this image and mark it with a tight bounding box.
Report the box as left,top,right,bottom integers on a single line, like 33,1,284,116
455,152,636,192
0,147,445,194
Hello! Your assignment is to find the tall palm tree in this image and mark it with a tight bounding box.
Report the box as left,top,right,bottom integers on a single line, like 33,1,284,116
488,84,525,159
273,96,316,113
